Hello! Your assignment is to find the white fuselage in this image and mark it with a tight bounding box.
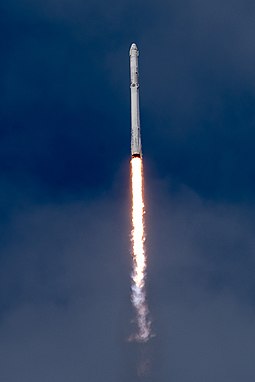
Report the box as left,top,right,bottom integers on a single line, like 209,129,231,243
130,43,142,157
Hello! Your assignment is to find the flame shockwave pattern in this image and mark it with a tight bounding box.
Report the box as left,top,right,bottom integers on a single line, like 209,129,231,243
131,157,151,342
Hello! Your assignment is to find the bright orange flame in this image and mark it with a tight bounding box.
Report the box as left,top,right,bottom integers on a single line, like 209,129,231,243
131,157,151,342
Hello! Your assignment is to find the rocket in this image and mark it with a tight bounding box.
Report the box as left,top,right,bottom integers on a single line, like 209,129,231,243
130,43,142,158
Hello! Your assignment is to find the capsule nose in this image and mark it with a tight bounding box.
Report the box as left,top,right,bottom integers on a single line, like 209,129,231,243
129,43,139,56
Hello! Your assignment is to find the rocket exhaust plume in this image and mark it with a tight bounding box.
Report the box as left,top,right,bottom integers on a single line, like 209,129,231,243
131,156,151,341
129,43,151,342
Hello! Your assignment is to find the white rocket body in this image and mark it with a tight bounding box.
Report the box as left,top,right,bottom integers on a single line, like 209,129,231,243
130,43,142,158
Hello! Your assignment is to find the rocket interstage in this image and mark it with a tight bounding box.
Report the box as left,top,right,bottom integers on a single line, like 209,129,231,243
129,43,151,342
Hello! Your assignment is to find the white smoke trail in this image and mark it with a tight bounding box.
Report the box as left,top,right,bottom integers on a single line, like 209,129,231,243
130,156,151,342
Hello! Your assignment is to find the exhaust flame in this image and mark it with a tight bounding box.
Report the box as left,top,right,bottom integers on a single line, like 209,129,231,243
130,156,151,342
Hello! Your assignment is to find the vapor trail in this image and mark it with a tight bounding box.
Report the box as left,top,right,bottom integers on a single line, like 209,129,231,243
130,156,151,342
